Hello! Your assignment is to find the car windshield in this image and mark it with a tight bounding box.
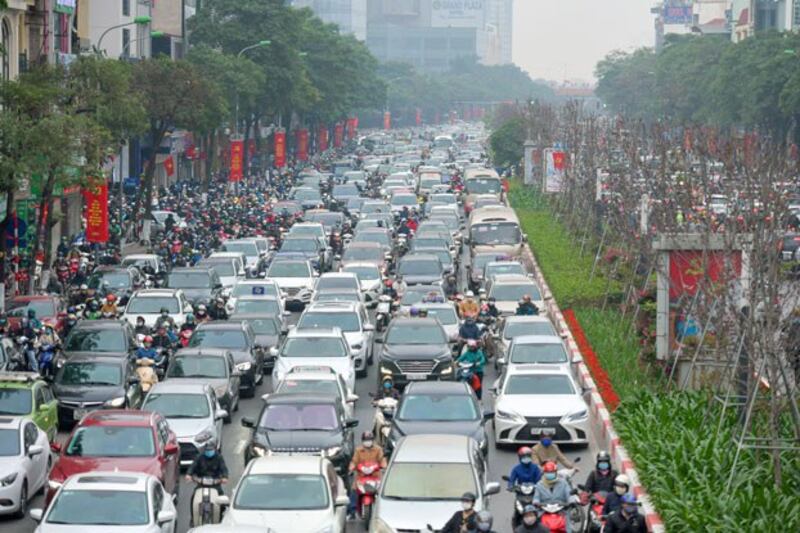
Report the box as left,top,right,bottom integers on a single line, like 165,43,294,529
234,299,280,315
487,264,526,278
126,296,179,314
46,490,148,526
419,249,452,266
58,362,121,386
299,312,360,332
223,242,258,256
244,318,279,335
0,428,20,456
315,292,360,303
399,259,441,276
7,300,56,317
167,356,227,379
466,178,502,194
432,215,459,230
290,226,324,238
472,254,498,273
65,329,127,352
471,222,521,245
234,474,329,510
188,329,247,350
282,337,347,357
232,283,277,298
0,389,33,415
398,395,478,421
400,287,445,306
382,462,477,500
423,307,457,325
168,272,212,289
278,379,339,396
307,213,342,227
353,232,390,246
268,262,310,278
504,322,557,339
343,247,382,261
392,195,418,206
259,404,338,431
317,277,359,291
510,343,568,364
293,189,320,201
490,284,542,302
334,185,359,197
414,238,448,249
504,375,576,395
201,261,235,277
344,266,380,281
88,272,131,290
386,323,446,345
281,239,318,252
143,393,210,419
66,426,155,457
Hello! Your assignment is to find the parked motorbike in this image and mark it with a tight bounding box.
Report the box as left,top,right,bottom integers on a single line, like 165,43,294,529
190,476,229,527
354,461,381,522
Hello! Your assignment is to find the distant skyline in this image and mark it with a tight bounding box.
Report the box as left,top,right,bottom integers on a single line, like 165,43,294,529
512,0,654,83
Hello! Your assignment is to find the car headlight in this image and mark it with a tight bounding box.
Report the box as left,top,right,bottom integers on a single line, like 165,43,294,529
214,385,227,398
1,472,18,486
195,430,213,444
104,396,126,408
236,362,252,372
322,446,342,458
351,343,363,351
439,364,453,375
380,364,393,375
566,409,588,422
47,479,63,491
496,409,523,423
252,444,271,457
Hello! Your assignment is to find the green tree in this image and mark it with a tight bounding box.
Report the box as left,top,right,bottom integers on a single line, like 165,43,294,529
489,116,526,168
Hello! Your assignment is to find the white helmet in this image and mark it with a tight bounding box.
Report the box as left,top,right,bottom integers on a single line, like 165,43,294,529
615,474,630,488
465,290,474,298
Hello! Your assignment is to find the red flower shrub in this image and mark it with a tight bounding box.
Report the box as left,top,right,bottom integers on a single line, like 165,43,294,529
564,309,621,412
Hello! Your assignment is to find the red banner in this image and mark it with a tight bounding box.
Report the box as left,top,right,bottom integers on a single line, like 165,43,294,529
318,125,328,152
552,151,566,171
163,155,175,177
83,183,109,243
668,250,742,300
415,108,422,126
383,111,391,130
274,130,286,168
229,139,244,182
248,139,257,157
334,122,344,148
297,128,309,161
346,117,357,140
185,145,196,160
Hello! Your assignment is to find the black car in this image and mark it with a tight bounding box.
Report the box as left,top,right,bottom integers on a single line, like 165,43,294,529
61,320,138,365
87,266,145,305
376,317,454,388
386,381,492,455
165,347,241,420
229,313,285,370
397,253,444,286
241,392,358,472
53,355,144,428
187,321,265,397
166,267,224,306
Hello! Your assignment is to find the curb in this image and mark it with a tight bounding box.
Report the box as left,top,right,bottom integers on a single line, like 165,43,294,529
517,245,666,532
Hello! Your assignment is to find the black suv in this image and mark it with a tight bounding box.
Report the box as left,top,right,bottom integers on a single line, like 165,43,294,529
166,267,224,306
241,392,357,472
61,320,138,365
376,317,454,388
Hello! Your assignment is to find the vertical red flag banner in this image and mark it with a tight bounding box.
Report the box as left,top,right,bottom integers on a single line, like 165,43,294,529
274,130,286,168
383,111,391,130
415,108,422,126
318,125,329,152
334,122,344,148
552,151,566,171
229,139,244,182
163,155,175,177
353,116,359,130
83,182,109,243
297,128,309,161
248,139,257,157
346,117,357,140
185,145,196,160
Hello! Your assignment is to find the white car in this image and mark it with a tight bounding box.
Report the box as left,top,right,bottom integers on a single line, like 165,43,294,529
341,262,384,305
486,274,546,316
226,279,284,314
315,272,361,294
197,257,245,291
0,416,49,517
491,315,560,367
223,455,347,532
498,335,572,372
296,302,374,378
123,289,192,328
418,301,461,342
266,259,316,311
274,366,358,418
31,471,177,532
492,367,590,446
271,328,355,393
221,239,265,272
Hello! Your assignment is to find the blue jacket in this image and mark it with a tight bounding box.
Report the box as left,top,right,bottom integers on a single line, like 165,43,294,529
508,462,542,488
135,347,159,361
459,321,481,340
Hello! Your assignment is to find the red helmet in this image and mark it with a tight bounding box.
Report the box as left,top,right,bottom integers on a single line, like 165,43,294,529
106,294,116,303
517,446,533,458
384,279,393,286
143,335,153,344
542,461,558,473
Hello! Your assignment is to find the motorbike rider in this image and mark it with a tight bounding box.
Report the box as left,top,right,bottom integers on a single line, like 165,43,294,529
458,316,482,342
475,510,498,533
377,376,401,400
603,494,647,533
195,303,211,323
443,275,458,298
181,313,197,333
135,336,159,361
483,297,500,319
533,462,572,531
154,307,176,330
100,294,119,318
134,316,150,336
601,474,630,516
532,428,575,468
63,310,79,338
347,431,387,520
210,298,228,320
583,451,618,494
22,309,42,338
458,291,479,319
516,295,539,316
514,504,550,533
457,339,486,399
508,447,542,489
441,492,478,533
185,439,229,495
382,278,398,299
151,325,177,350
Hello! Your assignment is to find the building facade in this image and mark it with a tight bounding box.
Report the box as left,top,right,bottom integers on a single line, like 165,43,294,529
290,0,368,41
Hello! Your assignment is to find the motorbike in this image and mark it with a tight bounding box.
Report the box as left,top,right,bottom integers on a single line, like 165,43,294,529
558,465,587,533
456,360,481,395
581,490,608,533
190,476,229,527
502,475,536,529
538,501,574,533
371,396,398,449
38,344,57,378
135,358,159,392
375,295,393,332
354,461,381,523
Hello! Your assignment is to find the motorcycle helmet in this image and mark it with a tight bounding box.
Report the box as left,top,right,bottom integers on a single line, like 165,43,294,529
143,335,154,345
384,278,393,287
88,300,99,311
476,510,493,532
361,431,375,442
517,446,533,458
621,493,638,512
106,294,117,303
203,438,218,451
614,474,630,489
409,306,419,317
466,339,478,349
185,313,195,323
542,461,558,474
80,283,89,291
596,450,611,471
461,492,477,503
197,303,208,312
523,294,532,303
160,307,169,316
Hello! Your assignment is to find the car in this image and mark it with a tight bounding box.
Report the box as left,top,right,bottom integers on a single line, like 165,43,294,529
196,257,245,290
280,236,330,272
341,242,389,273
188,526,267,533
31,471,177,532
164,348,240,417
288,222,327,242
272,200,304,219
386,381,492,455
483,260,529,286
398,284,447,314
315,272,361,294
489,315,560,366
0,373,58,442
121,254,169,278
271,328,355,393
187,321,265,397
341,262,384,305
265,258,316,311
60,320,137,363
47,410,180,504
397,253,444,286
86,266,145,305
226,279,284,314
296,302,374,378
332,183,361,204
222,455,347,532
208,252,249,281
5,295,67,335
304,210,347,236
221,238,267,274
376,317,453,388
122,289,193,329
413,247,455,278
0,416,49,517
351,227,393,256
311,289,364,305
417,301,461,342
166,267,224,306
468,252,504,292
499,335,571,372
151,210,187,232
53,355,144,428
228,314,284,369
231,296,285,319
491,366,590,447
241,393,357,473
274,366,358,418
291,186,324,210
142,382,227,466
486,274,545,316
370,434,500,532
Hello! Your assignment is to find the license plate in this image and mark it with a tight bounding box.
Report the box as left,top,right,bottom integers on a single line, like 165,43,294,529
406,373,427,381
531,427,555,435
73,408,88,421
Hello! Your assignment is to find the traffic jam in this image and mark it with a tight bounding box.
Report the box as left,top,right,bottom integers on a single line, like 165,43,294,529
0,126,644,533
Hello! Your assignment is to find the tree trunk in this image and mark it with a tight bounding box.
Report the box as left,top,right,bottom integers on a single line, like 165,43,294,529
30,171,56,292
136,124,168,222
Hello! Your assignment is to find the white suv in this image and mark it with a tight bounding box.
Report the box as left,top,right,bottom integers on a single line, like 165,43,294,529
271,328,355,392
123,288,191,328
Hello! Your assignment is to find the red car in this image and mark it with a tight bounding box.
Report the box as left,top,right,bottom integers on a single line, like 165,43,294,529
46,410,180,504
6,295,67,335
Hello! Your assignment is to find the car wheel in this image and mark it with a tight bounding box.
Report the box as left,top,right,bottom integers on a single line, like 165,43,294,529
14,480,27,519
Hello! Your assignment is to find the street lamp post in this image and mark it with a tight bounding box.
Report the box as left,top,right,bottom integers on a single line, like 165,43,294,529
120,31,165,59
235,40,271,137
96,15,152,55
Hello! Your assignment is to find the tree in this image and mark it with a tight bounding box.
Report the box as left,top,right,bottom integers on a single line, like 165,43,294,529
489,116,526,168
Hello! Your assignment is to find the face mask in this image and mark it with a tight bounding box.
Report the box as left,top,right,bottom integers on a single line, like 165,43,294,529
598,462,610,470
363,440,374,448
615,485,627,495
545,472,557,482
523,515,537,526
520,456,532,465
461,502,473,511
383,382,392,389
203,450,216,458
541,438,552,447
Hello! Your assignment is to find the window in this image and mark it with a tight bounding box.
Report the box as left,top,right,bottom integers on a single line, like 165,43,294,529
122,0,130,17
24,422,38,449
34,388,46,409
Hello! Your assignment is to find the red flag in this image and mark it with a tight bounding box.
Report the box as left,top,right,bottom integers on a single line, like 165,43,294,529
297,129,309,161
229,139,244,182
163,155,175,177
83,183,109,243
274,130,286,168
346,117,357,140
383,111,391,130
334,122,344,148
318,124,329,152
552,151,566,171
185,144,196,160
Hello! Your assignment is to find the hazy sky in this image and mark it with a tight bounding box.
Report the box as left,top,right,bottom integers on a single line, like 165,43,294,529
513,0,654,83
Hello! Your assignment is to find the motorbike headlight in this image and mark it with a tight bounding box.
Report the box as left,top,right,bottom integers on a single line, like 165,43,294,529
236,362,252,372
0,472,18,486
195,430,213,444
322,446,342,458
566,409,588,422
104,396,126,408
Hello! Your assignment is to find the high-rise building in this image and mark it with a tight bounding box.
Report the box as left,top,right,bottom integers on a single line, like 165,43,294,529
290,0,367,41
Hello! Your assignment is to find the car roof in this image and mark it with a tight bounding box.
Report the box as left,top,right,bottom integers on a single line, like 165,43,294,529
63,354,126,365
394,434,471,463
0,372,43,389
265,392,338,406
505,365,575,377
319,272,358,279
63,472,152,492
0,416,23,430
401,253,440,262
247,455,324,476
79,410,157,427
346,241,383,249
286,327,343,338
11,295,56,302
505,315,553,324
170,267,213,274
71,319,127,331
196,321,246,331
130,289,180,297
512,335,565,345
404,381,471,395
390,317,440,327
147,381,210,395
123,254,159,260
305,301,359,312
491,274,536,284
173,347,230,357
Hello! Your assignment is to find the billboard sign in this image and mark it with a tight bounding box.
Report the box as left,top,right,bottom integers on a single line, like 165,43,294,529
542,148,565,193
662,3,693,25
431,0,484,28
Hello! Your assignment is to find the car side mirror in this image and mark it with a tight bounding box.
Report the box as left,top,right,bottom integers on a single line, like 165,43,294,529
215,409,229,421
157,509,177,524
164,442,179,455
335,494,350,507
345,418,359,428
27,444,44,457
364,324,375,332
484,482,501,496
29,509,44,522
50,442,62,453
347,394,359,403
241,417,256,428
